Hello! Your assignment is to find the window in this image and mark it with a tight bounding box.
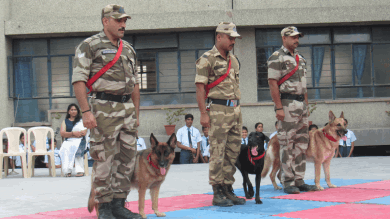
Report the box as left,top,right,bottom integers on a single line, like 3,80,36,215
256,26,390,102
9,31,214,122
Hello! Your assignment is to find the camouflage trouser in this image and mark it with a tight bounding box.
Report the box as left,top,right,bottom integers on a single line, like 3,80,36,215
89,97,137,203
208,103,242,186
277,99,309,188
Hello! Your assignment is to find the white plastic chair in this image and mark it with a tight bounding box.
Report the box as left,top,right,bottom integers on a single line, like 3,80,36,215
0,127,28,179
27,127,56,178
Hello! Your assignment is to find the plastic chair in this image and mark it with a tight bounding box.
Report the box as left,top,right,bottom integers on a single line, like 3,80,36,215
27,127,56,178
0,127,28,179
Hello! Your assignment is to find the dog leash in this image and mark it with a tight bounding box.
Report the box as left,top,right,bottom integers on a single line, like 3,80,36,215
147,153,160,170
322,130,338,142
248,147,265,166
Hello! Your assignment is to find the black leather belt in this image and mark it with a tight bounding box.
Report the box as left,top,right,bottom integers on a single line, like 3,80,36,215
280,93,305,102
95,92,131,103
208,98,240,107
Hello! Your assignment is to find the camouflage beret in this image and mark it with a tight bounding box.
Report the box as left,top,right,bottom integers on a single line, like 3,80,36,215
281,26,304,37
216,22,242,39
102,4,131,20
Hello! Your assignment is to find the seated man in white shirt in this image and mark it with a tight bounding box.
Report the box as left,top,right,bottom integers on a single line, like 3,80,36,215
136,130,147,151
241,126,248,146
44,139,61,169
255,122,270,150
177,114,202,164
201,126,210,163
338,119,356,158
11,133,30,170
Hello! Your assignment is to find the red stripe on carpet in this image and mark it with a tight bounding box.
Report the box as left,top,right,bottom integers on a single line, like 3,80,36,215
275,203,390,219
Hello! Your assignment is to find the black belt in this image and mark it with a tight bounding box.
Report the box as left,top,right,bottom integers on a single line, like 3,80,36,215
95,92,131,103
280,93,305,102
208,98,240,107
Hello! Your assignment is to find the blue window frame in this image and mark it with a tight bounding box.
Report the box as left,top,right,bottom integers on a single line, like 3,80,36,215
9,31,214,122
256,26,390,102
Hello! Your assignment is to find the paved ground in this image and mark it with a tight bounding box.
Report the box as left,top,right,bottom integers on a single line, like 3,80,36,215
1,156,390,218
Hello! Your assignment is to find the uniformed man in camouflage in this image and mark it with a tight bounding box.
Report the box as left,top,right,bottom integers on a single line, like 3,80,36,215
195,22,245,207
267,26,317,194
72,4,142,219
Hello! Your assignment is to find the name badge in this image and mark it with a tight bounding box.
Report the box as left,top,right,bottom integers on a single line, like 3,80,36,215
102,49,117,54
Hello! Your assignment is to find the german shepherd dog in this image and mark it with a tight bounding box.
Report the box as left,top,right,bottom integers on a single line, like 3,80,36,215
261,111,348,191
235,132,266,204
88,133,176,218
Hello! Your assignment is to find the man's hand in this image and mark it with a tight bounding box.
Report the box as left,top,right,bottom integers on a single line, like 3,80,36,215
82,111,97,129
190,148,197,154
193,157,198,163
200,113,210,128
136,117,140,127
276,109,285,121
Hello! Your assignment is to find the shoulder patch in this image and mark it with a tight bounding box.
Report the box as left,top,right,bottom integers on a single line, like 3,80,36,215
234,55,241,70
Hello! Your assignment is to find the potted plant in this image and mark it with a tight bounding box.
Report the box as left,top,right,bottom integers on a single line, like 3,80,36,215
308,102,318,126
161,108,186,135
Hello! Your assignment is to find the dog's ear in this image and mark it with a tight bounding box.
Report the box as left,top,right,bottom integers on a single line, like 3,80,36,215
150,133,159,148
339,111,344,119
329,111,336,123
167,133,177,149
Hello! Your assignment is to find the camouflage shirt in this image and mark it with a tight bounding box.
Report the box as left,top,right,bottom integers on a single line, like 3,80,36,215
195,46,241,100
71,31,140,95
267,45,307,95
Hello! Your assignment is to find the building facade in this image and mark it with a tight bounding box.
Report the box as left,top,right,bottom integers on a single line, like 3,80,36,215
1,0,390,147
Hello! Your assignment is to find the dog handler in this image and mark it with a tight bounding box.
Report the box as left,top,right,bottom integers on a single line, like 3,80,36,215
72,4,142,219
195,22,245,207
267,26,317,194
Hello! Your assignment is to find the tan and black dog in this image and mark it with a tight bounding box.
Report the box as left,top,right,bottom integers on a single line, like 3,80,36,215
88,133,176,218
261,111,348,191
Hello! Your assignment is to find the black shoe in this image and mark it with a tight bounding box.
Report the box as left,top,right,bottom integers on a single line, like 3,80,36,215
111,198,142,219
283,186,300,194
297,184,318,192
222,185,246,205
212,185,234,207
98,202,117,219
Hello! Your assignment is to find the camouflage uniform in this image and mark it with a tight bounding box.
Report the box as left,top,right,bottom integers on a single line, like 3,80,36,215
268,40,309,188
72,30,140,203
195,45,242,186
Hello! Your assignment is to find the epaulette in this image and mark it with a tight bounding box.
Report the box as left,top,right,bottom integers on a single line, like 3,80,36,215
234,55,241,70
122,40,136,55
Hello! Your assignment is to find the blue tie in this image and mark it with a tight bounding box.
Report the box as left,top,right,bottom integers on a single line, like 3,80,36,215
188,128,192,146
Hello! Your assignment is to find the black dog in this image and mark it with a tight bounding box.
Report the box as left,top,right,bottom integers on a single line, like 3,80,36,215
235,132,266,204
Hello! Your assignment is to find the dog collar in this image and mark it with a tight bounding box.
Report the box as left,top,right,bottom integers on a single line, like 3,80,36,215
147,153,160,170
248,147,265,166
322,130,338,142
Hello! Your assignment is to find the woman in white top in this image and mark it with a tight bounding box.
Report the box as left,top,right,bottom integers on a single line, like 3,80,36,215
59,104,88,177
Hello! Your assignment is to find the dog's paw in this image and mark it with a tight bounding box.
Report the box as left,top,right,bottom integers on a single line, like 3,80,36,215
140,212,147,219
328,184,337,188
155,211,166,217
316,185,325,191
255,198,263,204
248,189,254,197
245,194,253,199
274,185,282,190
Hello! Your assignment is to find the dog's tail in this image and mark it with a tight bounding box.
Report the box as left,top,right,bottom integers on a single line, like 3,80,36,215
87,172,98,215
261,136,276,178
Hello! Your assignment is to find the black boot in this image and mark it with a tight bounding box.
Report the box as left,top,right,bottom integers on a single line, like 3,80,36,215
297,184,318,192
98,202,116,219
111,198,142,219
283,186,300,194
222,185,246,205
212,185,234,207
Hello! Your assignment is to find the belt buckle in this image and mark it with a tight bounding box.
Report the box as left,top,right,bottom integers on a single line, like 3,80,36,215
229,100,237,107
121,95,127,103
298,95,304,102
